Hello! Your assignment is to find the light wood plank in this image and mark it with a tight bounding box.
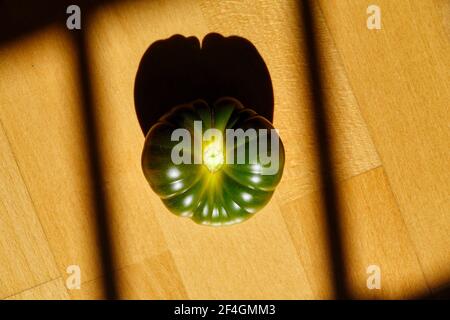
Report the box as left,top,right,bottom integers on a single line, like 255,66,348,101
151,198,313,299
282,167,430,299
318,0,450,291
6,278,69,300
70,251,188,300
0,23,169,286
0,123,59,298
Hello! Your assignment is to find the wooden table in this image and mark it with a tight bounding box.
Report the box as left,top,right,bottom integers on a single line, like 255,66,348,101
0,0,448,299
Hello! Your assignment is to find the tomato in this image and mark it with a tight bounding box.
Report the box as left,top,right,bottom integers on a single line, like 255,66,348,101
142,97,285,226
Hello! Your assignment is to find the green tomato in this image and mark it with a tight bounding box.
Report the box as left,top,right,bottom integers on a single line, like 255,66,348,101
142,97,285,226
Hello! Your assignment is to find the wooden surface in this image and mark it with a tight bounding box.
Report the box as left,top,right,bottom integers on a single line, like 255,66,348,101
0,0,448,299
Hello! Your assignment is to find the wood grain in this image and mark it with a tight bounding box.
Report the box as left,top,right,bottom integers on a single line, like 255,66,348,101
318,0,450,291
282,167,430,299
6,278,69,300
0,23,169,288
0,25,106,284
0,122,59,298
70,251,188,300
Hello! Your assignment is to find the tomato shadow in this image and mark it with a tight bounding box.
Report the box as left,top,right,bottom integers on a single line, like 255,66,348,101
134,33,274,136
